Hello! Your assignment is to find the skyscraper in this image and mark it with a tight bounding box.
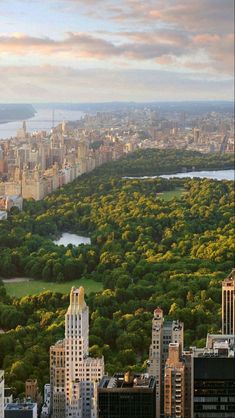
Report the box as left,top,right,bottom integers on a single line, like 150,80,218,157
222,269,235,335
50,287,104,418
192,339,235,418
98,372,156,418
148,308,184,418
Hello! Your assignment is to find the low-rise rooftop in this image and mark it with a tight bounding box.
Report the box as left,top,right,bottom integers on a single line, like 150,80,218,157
5,403,36,410
99,372,156,391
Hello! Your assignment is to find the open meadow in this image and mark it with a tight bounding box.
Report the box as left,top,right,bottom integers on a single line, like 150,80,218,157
4,278,102,298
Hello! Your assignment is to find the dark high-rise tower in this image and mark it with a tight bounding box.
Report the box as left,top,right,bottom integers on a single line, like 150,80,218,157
98,372,156,418
193,341,235,418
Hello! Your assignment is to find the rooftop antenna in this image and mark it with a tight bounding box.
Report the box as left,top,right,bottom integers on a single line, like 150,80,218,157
52,109,55,129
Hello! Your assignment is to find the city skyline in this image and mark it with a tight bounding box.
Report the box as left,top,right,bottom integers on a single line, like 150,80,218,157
0,0,234,102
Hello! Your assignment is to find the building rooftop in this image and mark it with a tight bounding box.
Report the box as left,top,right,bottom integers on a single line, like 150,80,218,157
99,373,156,391
5,403,36,410
223,268,235,282
192,345,234,358
207,334,235,353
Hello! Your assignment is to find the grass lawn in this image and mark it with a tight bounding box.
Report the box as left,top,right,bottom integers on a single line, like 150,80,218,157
159,188,185,201
5,278,103,298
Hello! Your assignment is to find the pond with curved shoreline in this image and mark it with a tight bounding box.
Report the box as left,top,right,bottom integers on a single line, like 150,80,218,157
53,232,91,246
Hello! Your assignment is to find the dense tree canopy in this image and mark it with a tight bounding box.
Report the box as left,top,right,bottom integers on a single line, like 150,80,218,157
94,149,234,176
0,149,234,395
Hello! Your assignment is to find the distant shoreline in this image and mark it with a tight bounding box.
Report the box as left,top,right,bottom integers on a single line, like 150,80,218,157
0,115,35,125
0,104,36,126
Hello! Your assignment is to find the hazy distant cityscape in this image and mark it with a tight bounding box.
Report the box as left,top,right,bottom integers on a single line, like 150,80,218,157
0,102,234,209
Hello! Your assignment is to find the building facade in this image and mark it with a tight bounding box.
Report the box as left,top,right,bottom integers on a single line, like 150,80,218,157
222,269,235,335
147,308,184,418
193,339,235,418
98,372,156,418
40,384,51,418
25,379,38,402
4,403,37,418
164,343,185,418
50,286,104,418
50,340,65,418
0,371,4,418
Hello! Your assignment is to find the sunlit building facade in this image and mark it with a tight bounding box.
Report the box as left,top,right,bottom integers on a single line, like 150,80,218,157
164,343,185,418
148,308,184,418
50,287,104,418
222,269,235,335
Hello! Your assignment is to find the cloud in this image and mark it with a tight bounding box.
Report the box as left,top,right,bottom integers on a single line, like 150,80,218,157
0,32,118,58
0,0,233,101
1,0,233,76
0,31,189,61
0,28,233,76
61,0,233,30
97,0,234,34
49,0,233,75
0,65,233,102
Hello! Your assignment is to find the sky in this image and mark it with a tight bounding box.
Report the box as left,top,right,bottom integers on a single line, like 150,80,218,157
0,0,234,102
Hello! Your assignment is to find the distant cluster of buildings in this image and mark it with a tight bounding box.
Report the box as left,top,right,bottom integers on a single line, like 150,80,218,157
0,107,234,207
78,108,235,154
0,119,138,204
144,126,235,154
0,121,84,201
0,269,234,417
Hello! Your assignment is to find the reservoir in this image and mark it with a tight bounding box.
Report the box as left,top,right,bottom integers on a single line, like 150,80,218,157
54,232,91,246
125,169,234,181
160,169,234,181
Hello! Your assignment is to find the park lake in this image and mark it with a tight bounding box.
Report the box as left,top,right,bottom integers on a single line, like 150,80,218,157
53,232,91,246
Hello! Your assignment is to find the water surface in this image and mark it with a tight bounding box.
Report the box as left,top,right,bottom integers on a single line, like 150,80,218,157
160,170,234,181
0,107,83,139
54,232,91,246
125,169,234,181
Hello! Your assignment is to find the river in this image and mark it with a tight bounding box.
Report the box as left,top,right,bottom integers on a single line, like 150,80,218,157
0,106,84,139
125,169,234,181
